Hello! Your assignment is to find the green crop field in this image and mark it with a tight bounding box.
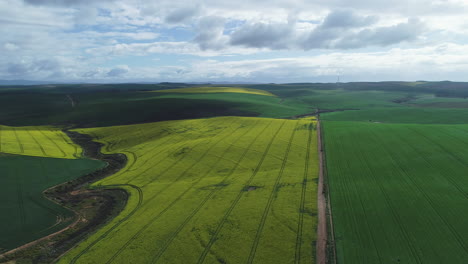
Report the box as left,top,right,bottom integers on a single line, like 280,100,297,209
0,125,82,158
321,107,468,124
0,126,104,252
0,154,103,252
0,87,309,127
60,116,319,264
323,121,468,263
153,86,276,96
151,93,311,119
4,82,468,263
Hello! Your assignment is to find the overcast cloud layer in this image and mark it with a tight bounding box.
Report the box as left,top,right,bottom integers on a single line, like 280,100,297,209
1,0,468,82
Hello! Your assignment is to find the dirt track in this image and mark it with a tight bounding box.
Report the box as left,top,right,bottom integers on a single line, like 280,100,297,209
316,120,327,264
0,210,83,258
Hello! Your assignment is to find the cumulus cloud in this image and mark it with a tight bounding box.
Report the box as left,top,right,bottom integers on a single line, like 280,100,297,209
194,16,228,50
34,59,61,72
107,65,130,77
84,40,260,58
79,31,159,41
4,43,19,51
165,6,200,24
74,7,98,25
333,18,425,49
230,22,294,49
3,59,64,78
179,44,468,82
24,0,114,7
229,10,425,50
321,9,377,28
7,63,29,76
82,69,103,78
1,0,467,81
302,16,425,49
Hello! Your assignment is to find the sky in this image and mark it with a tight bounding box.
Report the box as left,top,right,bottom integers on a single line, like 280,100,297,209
1,0,468,83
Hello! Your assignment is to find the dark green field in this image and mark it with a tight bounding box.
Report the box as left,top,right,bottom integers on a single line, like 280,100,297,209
3,81,468,127
323,121,468,263
321,107,468,124
0,85,309,127
0,154,103,252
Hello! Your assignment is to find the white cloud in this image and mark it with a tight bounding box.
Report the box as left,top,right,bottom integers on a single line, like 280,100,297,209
106,65,130,77
1,0,468,81
138,43,468,82
84,41,261,57
4,43,19,51
79,31,159,40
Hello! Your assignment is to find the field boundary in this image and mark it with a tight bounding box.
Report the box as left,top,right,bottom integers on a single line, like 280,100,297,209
316,118,337,264
0,129,129,263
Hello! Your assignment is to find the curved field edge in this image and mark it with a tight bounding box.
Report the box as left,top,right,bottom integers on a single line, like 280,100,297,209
0,126,106,257
57,185,142,263
0,128,135,263
59,116,319,264
151,86,276,97
0,155,104,252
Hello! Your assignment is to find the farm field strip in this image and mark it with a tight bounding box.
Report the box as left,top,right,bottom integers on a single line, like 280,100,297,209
246,122,297,263
203,121,318,264
170,120,315,264
323,121,468,264
152,86,275,96
140,120,267,263
135,117,241,188
157,119,310,264
350,130,420,262
378,126,468,252
60,117,319,264
123,122,221,185
371,126,468,256
296,122,315,264
89,119,227,184
0,125,81,159
196,120,288,264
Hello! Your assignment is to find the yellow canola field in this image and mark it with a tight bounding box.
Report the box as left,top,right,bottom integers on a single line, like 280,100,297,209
0,125,81,159
152,86,275,96
61,116,319,264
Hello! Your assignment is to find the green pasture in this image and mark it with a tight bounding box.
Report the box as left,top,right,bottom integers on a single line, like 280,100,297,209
0,87,308,127
0,126,103,252
152,86,276,96
0,155,103,252
321,107,468,124
323,121,468,263
0,125,82,158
